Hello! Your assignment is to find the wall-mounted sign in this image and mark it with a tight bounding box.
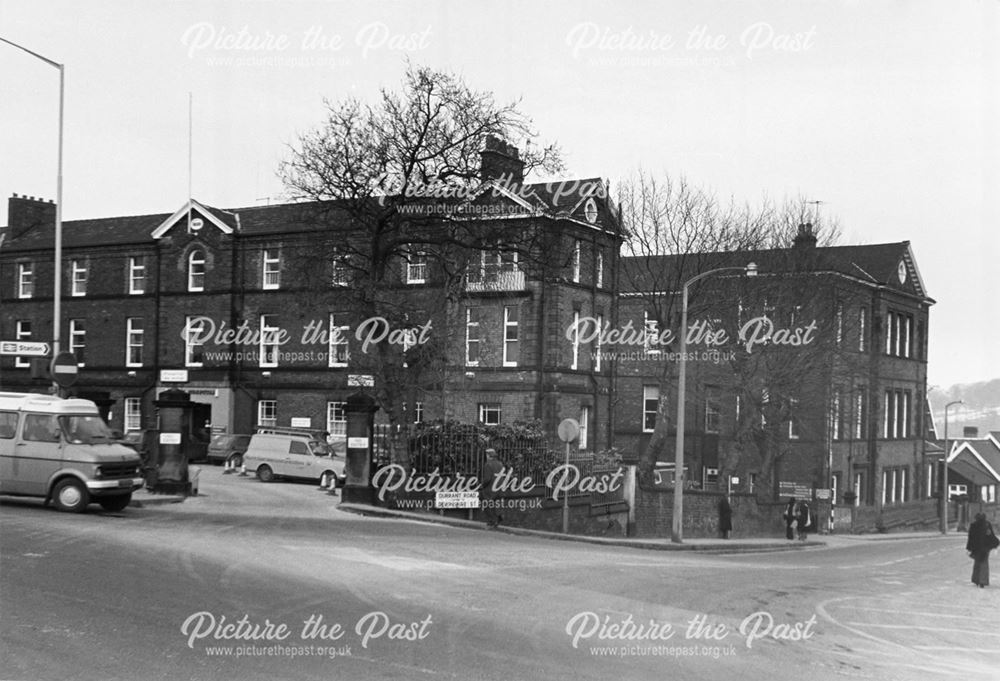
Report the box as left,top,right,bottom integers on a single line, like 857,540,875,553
159,432,182,445
347,374,375,387
435,491,480,509
347,436,370,449
160,369,189,383
291,417,312,428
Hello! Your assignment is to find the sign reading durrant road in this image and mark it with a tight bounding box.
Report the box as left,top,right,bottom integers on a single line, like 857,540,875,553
0,341,50,356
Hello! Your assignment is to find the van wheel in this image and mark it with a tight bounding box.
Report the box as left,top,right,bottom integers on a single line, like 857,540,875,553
257,465,274,482
52,479,90,513
98,494,132,512
227,453,243,468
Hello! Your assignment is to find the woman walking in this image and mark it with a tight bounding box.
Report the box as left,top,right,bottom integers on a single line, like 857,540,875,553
966,513,999,588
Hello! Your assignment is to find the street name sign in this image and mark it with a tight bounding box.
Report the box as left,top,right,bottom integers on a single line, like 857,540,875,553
0,341,50,356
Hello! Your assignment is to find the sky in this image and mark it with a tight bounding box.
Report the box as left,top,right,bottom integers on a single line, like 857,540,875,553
1,0,997,390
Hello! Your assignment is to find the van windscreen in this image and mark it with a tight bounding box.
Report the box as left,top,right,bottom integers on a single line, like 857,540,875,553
59,415,113,444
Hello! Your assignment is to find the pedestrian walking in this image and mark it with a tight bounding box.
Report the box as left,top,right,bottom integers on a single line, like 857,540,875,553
481,448,505,528
783,497,796,540
795,500,812,541
718,495,733,539
966,513,999,588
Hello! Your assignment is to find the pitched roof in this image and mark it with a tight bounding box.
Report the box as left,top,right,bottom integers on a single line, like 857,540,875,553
947,437,1000,484
620,241,931,301
2,177,617,251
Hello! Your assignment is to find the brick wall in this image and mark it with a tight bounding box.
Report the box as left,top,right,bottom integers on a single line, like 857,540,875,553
633,484,833,538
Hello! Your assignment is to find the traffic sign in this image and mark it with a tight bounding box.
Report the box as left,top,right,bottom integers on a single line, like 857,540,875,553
50,352,79,387
557,418,580,443
0,340,50,356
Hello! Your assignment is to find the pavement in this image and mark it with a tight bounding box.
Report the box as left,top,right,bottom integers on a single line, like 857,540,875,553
337,501,954,554
127,467,954,554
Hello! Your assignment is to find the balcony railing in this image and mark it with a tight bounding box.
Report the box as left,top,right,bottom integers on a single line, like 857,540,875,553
466,269,526,292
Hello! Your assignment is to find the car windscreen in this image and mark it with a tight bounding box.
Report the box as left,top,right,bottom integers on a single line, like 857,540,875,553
209,435,234,449
59,415,113,444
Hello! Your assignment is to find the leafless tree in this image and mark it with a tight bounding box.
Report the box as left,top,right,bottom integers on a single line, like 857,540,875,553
617,169,848,499
278,64,563,464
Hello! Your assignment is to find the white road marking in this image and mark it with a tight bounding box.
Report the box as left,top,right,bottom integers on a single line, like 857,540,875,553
846,622,1000,636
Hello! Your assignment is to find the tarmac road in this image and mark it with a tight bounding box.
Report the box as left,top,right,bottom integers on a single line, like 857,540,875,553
1,467,996,681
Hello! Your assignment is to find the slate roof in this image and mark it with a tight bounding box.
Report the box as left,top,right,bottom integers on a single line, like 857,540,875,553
2,177,614,251
620,241,931,300
947,437,1000,484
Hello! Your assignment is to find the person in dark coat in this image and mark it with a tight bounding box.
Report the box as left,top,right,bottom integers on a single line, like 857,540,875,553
718,496,733,539
481,448,505,528
795,500,812,541
783,497,796,540
966,513,998,588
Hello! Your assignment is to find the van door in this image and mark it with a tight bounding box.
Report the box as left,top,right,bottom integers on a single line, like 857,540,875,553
286,439,312,478
15,413,64,496
303,441,333,480
0,411,21,493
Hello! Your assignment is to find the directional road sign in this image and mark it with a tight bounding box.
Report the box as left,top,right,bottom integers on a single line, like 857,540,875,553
0,340,51,356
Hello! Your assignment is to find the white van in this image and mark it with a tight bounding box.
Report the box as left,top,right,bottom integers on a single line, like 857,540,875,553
242,429,345,486
0,392,144,512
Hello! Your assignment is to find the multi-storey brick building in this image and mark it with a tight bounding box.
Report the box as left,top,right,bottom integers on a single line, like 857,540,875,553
0,149,935,507
613,226,934,507
0,145,622,452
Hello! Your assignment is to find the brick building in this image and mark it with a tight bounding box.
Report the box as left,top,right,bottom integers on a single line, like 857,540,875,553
0,148,935,507
0,145,622,451
613,226,934,507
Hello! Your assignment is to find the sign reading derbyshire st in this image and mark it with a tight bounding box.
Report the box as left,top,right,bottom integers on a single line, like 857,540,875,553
0,341,51,356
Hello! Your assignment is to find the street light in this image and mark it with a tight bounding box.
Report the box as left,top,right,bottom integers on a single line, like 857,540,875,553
0,37,64,392
941,400,963,534
672,261,758,543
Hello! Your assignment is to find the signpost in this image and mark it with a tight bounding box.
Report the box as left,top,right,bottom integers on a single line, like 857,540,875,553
0,341,50,356
557,418,580,534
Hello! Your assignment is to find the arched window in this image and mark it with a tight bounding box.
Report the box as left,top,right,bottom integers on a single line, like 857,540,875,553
188,250,205,292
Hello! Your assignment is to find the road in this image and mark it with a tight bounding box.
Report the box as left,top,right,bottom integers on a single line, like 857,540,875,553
2,467,997,681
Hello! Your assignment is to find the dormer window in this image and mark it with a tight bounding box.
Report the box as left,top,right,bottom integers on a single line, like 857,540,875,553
188,250,205,292
262,250,280,290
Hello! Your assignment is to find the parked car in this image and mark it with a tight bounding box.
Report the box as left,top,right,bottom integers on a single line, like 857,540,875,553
242,430,345,486
207,434,252,467
0,392,143,512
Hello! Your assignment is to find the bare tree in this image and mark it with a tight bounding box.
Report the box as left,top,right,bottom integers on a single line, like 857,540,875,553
278,64,563,463
617,169,846,499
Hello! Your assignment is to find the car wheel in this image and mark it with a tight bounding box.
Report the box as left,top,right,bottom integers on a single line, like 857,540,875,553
257,464,274,482
52,478,90,513
98,494,132,512
227,453,243,468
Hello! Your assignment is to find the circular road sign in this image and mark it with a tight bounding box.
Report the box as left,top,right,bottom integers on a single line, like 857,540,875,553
557,418,580,443
50,352,79,387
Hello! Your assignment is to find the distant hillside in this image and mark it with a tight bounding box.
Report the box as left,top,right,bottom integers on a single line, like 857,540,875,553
930,378,1000,437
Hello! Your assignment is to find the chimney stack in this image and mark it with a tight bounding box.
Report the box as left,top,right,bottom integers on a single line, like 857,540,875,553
7,193,56,240
793,223,817,249
479,135,524,185
964,426,979,439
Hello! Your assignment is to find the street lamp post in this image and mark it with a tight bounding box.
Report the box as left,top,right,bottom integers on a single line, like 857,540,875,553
0,37,64,391
941,400,963,534
672,262,757,543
